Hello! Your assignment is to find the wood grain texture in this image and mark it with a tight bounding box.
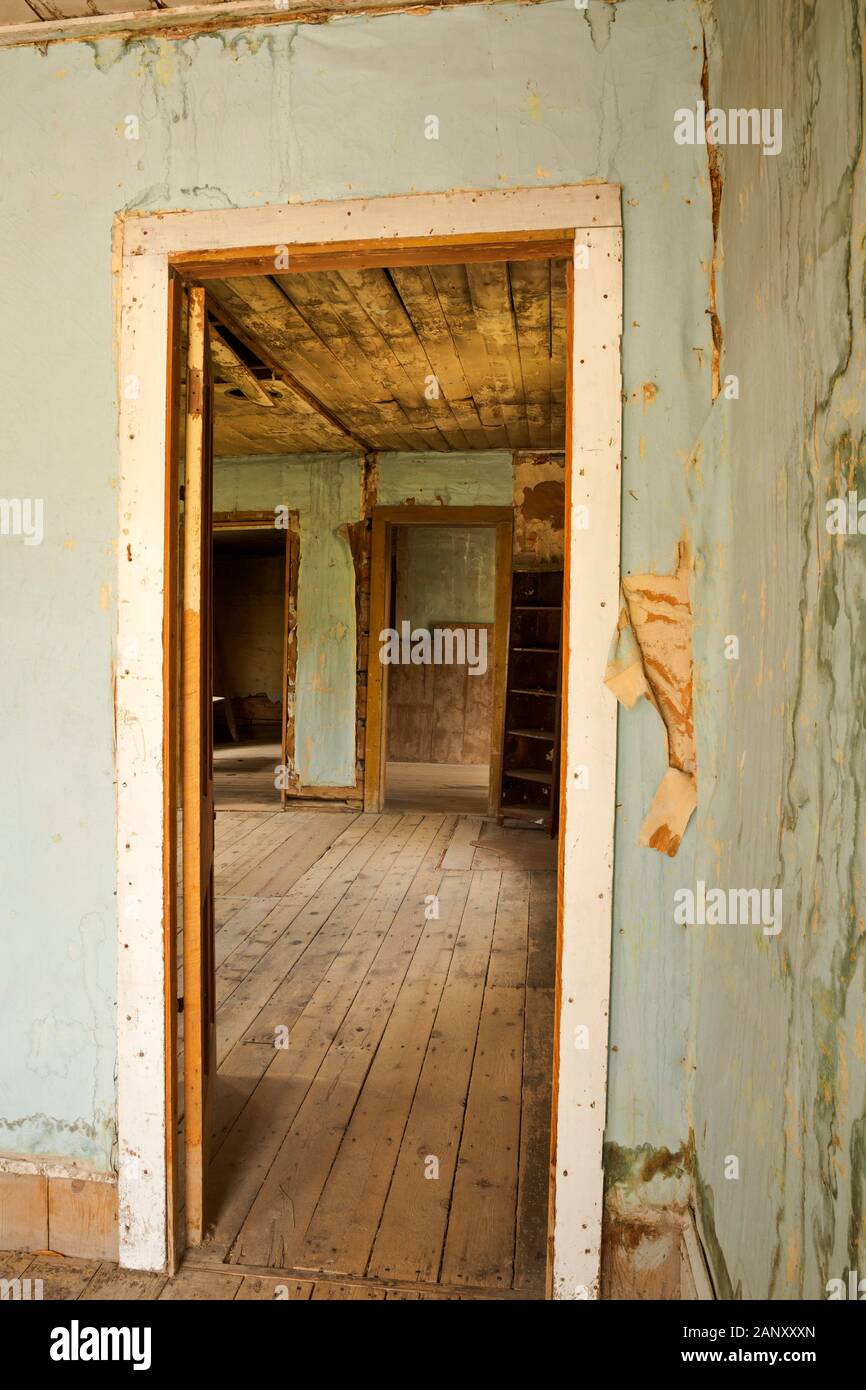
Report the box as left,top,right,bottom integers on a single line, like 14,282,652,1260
48,1180,119,1263
200,253,569,456
174,809,557,1293
0,1174,47,1251
182,286,217,1246
387,623,493,765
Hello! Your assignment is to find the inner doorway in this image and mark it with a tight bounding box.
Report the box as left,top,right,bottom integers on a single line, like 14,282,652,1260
211,516,297,811
173,250,564,1296
370,508,512,820
385,523,494,816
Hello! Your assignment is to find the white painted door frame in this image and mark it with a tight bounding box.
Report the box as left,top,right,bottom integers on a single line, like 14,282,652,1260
114,184,623,1294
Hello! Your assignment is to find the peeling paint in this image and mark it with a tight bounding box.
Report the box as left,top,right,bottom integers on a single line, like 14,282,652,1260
605,541,696,856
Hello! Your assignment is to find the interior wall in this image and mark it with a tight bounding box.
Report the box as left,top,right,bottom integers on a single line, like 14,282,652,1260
0,0,712,1220
683,0,866,1301
512,452,565,567
394,526,496,630
388,527,496,766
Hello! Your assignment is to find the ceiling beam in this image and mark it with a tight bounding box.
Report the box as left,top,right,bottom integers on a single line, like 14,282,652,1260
209,326,275,409
207,294,374,454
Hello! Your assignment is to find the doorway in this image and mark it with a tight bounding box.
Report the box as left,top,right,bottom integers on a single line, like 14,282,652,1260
211,515,298,811
115,182,622,1289
366,506,512,819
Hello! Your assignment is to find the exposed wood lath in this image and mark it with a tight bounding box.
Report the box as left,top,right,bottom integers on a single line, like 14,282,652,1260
207,259,568,457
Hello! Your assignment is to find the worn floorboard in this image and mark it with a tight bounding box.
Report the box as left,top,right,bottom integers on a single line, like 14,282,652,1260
1,807,556,1302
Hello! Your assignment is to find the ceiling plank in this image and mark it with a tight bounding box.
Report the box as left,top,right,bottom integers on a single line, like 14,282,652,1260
509,260,553,451
426,265,508,449
549,259,568,449
310,268,466,451
335,268,467,451
387,265,491,451
214,382,348,455
273,271,424,452
464,261,530,450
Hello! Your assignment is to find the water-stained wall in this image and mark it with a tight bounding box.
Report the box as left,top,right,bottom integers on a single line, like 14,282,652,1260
683,0,866,1301
0,0,714,1218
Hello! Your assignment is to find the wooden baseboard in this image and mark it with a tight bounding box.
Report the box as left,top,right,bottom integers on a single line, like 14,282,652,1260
291,785,363,805
0,1171,118,1263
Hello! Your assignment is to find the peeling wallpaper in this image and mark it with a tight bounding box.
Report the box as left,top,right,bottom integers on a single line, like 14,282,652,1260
0,1,712,1194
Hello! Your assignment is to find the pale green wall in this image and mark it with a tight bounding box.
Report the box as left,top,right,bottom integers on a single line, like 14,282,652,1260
0,1,711,1188
378,452,513,508
684,0,866,1300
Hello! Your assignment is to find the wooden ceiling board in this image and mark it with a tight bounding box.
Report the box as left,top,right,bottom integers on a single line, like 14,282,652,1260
273,270,428,452
548,258,568,447
0,0,42,21
387,264,491,450
207,276,400,445
332,267,469,451
315,266,473,450
205,257,568,458
509,259,553,451
425,263,511,449
464,260,530,450
212,379,347,455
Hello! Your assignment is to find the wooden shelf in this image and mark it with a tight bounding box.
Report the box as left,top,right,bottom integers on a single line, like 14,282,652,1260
497,805,552,825
496,568,564,835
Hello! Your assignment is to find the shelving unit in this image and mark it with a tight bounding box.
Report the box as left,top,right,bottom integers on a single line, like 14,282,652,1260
496,568,563,833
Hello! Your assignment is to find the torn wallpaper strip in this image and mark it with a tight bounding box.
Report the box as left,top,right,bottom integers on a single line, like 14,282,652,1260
604,541,696,857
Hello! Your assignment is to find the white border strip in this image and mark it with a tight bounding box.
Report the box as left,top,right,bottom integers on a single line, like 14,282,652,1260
116,246,171,1271
115,186,622,1280
552,226,623,1299
125,184,621,257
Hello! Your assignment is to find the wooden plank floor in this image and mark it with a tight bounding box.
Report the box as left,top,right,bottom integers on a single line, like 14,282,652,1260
201,807,556,1298
1,810,555,1303
0,1250,501,1301
384,761,489,815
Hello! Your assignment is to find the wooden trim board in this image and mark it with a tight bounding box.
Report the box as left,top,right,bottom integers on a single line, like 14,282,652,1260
115,184,623,1292
549,227,622,1300
0,1173,119,1264
162,271,184,1276
174,230,576,281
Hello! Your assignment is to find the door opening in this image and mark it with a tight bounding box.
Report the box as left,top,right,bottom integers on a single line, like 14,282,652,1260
211,515,298,811
383,522,497,816
115,187,622,1297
